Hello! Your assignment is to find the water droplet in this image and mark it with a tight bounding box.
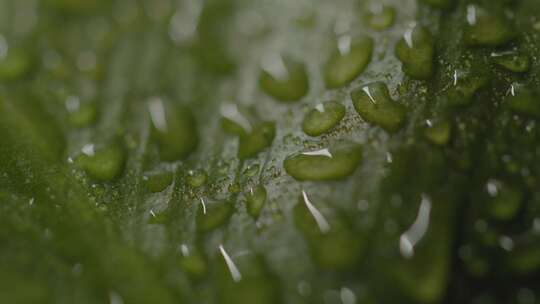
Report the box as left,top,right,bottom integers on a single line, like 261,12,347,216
66,96,98,127
220,103,252,136
506,85,540,118
75,141,126,181
243,164,260,177
485,180,523,221
245,185,267,219
340,287,357,304
238,122,276,159
395,24,434,79
324,36,373,88
424,119,451,146
444,70,488,106
284,141,363,181
302,101,345,136
186,169,207,188
293,192,363,270
196,201,233,233
351,82,407,132
179,245,208,280
499,235,515,251
228,182,241,194
148,97,198,161
259,56,309,102
463,5,514,46
364,3,395,30
148,209,169,224
491,50,530,73
144,171,173,193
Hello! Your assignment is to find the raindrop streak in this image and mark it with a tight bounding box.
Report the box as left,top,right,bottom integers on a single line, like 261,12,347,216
351,82,407,132
324,36,373,89
302,101,345,137
284,141,363,181
302,190,330,233
399,195,432,259
259,56,309,102
395,24,434,80
219,245,242,282
463,5,514,46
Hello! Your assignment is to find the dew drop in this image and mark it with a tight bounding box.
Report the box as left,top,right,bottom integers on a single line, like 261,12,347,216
284,141,363,181
302,101,345,137
351,82,407,132
324,36,373,88
395,24,435,80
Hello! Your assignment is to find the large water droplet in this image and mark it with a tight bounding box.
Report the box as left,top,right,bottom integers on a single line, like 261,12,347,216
302,101,345,137
324,36,373,88
284,141,363,181
351,82,407,132
395,24,435,80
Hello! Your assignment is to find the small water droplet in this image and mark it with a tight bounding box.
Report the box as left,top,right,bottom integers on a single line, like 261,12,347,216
364,3,395,31
245,185,267,219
